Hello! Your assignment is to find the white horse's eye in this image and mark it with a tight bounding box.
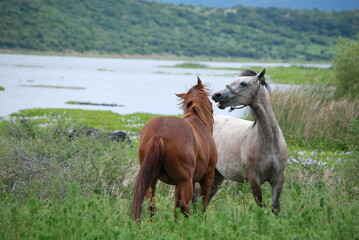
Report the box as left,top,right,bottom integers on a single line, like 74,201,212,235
240,82,248,87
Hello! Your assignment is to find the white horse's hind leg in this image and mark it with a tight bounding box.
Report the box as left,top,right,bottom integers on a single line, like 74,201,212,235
192,169,225,205
270,174,284,216
208,169,225,203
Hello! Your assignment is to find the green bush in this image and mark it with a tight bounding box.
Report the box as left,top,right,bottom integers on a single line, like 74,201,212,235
333,37,359,99
0,114,137,200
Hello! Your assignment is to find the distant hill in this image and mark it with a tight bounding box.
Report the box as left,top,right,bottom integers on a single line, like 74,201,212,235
151,0,359,11
0,0,358,61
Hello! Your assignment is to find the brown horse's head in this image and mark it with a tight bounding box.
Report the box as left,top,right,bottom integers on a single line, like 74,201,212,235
175,77,214,131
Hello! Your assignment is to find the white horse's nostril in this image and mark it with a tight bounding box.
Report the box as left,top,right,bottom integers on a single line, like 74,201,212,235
213,93,222,99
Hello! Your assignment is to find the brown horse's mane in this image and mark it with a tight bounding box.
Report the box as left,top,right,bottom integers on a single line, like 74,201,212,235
178,83,214,132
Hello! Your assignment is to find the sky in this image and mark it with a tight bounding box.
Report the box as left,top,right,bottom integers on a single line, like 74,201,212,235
151,0,359,11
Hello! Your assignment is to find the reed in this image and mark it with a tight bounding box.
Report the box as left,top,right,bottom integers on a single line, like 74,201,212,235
271,86,359,151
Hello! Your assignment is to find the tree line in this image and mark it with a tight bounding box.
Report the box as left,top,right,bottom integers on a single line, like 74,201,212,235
0,0,358,61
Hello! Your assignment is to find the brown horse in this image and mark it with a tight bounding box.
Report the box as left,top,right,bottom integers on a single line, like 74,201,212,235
132,78,218,222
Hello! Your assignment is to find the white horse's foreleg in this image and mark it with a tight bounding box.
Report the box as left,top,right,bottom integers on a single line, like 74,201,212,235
270,174,284,216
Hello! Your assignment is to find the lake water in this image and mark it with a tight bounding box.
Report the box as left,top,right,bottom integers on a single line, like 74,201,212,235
0,54,330,118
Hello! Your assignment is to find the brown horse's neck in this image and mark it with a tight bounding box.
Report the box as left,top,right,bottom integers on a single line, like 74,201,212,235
183,105,213,133
250,86,280,148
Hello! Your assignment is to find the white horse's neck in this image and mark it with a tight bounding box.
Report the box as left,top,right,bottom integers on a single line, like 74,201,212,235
250,86,280,148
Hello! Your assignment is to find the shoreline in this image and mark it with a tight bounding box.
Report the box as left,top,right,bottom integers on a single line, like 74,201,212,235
0,49,331,64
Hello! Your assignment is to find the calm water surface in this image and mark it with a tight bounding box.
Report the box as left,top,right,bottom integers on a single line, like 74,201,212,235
0,54,330,118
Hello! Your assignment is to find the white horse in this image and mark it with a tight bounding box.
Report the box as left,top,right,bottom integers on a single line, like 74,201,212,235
210,68,287,214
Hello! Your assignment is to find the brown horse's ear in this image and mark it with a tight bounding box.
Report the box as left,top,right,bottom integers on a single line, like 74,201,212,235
175,93,186,99
197,76,202,85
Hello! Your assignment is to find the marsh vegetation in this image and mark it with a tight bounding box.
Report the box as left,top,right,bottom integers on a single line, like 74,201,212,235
0,38,358,239
0,108,357,239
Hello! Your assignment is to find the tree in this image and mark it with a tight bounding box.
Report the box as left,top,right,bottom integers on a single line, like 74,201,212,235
333,37,359,100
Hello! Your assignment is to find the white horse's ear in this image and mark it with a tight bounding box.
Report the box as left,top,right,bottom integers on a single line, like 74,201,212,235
255,68,266,82
257,68,266,80
197,76,202,85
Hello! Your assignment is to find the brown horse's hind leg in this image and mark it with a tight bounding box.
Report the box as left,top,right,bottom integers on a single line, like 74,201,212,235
174,181,193,219
271,174,284,216
249,176,263,207
146,179,158,220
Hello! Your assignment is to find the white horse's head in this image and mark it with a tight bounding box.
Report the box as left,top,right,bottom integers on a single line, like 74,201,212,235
212,68,267,110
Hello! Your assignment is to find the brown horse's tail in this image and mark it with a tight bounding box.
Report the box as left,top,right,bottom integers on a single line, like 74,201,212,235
132,135,164,222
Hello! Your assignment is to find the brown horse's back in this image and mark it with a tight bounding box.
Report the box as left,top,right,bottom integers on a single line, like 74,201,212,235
139,116,197,184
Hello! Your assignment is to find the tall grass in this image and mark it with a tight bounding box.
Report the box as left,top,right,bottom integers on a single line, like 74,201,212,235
0,113,358,239
271,86,359,151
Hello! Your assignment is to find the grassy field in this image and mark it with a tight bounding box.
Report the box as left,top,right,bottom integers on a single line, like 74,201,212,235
1,41,358,238
6,109,169,135
0,107,358,239
172,63,334,85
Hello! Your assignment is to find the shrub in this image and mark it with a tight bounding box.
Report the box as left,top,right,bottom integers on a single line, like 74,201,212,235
333,37,359,100
0,114,137,200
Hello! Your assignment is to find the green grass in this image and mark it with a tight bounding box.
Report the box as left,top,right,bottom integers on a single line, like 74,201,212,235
173,62,212,69
0,86,4,91
65,101,124,107
171,63,333,85
0,110,358,239
252,66,334,85
0,180,357,239
170,62,248,71
7,108,169,135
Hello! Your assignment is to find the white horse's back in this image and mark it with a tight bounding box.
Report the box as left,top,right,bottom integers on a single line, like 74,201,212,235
213,115,253,181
